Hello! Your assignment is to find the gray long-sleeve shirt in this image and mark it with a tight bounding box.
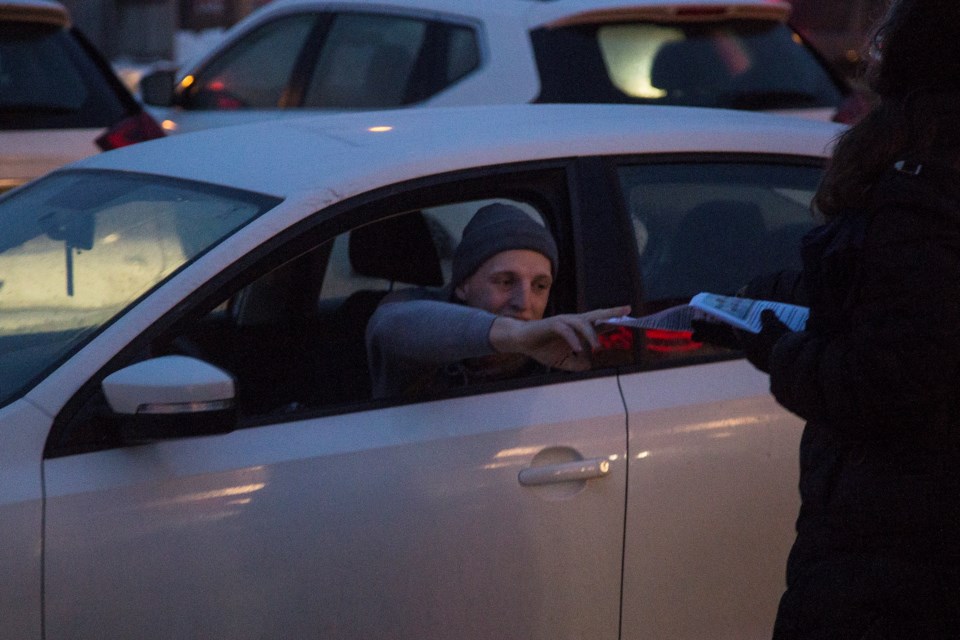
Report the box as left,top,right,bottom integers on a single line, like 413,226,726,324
365,287,499,398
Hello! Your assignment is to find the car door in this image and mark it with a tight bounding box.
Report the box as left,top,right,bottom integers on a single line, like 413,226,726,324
40,166,628,639
606,157,825,639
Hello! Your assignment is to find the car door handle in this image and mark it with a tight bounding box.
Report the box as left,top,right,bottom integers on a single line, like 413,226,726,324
518,457,611,486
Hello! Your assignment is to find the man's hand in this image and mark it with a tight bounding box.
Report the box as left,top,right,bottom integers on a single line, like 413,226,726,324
489,306,631,371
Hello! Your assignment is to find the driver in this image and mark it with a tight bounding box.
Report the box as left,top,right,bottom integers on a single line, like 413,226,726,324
365,203,629,397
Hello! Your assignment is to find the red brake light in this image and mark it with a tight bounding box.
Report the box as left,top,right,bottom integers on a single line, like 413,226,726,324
645,329,702,353
95,111,166,151
599,326,635,352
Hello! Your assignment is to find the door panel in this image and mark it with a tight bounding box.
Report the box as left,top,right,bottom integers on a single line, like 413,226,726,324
620,360,802,639
610,157,821,637
44,377,627,639
0,400,47,640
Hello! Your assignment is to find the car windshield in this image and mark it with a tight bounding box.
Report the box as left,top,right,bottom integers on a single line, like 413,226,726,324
0,170,280,407
532,20,844,111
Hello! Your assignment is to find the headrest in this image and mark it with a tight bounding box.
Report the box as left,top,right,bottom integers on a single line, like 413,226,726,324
348,211,444,286
681,200,765,235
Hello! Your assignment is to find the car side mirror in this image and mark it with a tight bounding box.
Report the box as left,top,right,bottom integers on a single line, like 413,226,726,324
102,355,237,443
140,68,177,107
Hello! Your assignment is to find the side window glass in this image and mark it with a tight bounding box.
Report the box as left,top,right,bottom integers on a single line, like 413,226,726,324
444,26,480,84
619,161,822,363
302,13,427,108
185,13,318,109
164,199,548,418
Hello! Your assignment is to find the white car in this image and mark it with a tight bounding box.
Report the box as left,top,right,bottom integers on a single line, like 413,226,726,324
0,104,841,639
0,0,164,194
139,0,857,135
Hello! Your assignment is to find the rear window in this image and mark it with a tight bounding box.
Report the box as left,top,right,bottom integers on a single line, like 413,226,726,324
0,22,128,130
532,20,845,111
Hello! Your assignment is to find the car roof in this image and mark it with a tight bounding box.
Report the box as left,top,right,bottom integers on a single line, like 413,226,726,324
255,0,792,27
0,0,69,26
73,104,841,201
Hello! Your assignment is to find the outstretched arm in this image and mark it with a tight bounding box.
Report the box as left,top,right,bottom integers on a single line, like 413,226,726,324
489,306,632,371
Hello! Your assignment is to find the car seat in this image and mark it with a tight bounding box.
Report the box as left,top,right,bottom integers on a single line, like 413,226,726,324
653,199,767,300
312,211,444,405
651,38,732,105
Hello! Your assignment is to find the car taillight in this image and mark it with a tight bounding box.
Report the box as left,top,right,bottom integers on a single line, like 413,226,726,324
95,111,166,151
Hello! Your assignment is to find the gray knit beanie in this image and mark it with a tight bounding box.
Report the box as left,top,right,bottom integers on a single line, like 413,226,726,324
451,203,559,289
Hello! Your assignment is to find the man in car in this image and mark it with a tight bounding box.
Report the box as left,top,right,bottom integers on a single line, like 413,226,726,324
365,203,630,398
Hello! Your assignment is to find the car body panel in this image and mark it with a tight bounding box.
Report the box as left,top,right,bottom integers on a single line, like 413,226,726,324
44,379,627,639
0,399,48,640
0,128,101,191
82,104,841,199
620,360,802,638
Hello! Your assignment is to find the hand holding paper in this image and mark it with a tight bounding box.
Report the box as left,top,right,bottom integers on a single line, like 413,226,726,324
601,292,809,335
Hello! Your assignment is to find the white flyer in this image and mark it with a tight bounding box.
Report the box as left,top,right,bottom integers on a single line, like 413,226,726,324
602,292,809,334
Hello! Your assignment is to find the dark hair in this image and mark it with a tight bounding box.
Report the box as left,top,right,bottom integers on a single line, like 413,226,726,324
815,0,960,217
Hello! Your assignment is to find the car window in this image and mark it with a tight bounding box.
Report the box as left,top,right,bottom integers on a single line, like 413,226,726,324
0,170,279,408
532,20,844,111
0,22,127,129
188,199,547,414
184,13,320,109
154,187,579,419
302,13,479,108
618,160,823,364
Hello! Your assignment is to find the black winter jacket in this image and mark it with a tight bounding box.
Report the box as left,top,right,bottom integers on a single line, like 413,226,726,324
767,165,960,639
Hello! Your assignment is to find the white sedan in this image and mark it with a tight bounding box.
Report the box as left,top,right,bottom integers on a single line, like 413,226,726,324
0,104,841,639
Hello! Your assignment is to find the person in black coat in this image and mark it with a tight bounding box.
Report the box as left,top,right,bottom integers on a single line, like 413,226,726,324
738,1,960,637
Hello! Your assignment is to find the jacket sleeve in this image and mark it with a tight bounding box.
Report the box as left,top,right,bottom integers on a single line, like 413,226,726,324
766,209,960,439
365,298,497,398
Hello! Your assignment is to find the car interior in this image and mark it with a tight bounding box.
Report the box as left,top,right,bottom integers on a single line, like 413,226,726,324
158,208,449,416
